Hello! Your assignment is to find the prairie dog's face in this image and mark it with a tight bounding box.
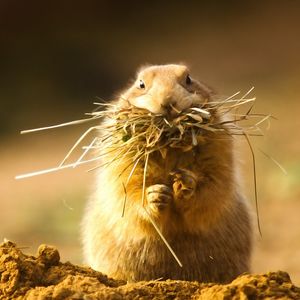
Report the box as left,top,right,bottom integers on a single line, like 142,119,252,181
121,64,212,115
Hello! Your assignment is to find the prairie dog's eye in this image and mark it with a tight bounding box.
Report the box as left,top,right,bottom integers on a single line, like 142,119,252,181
139,79,145,89
186,75,192,85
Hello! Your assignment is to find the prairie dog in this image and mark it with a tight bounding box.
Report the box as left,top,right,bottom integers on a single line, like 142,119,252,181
82,64,253,283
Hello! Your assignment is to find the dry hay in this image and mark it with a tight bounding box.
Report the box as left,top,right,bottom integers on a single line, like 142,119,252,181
17,88,270,179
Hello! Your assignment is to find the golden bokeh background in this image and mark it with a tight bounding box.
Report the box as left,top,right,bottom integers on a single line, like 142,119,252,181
1,1,300,283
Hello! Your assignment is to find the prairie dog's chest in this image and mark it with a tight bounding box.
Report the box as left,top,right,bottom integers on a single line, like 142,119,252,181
146,148,198,184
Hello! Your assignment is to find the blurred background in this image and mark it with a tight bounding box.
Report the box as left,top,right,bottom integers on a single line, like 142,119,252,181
1,0,299,283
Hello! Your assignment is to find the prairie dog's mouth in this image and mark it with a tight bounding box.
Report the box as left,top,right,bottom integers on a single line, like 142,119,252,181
123,102,212,125
126,90,197,116
159,103,183,119
127,99,202,121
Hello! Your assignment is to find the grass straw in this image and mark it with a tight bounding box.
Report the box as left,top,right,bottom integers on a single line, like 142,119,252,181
121,182,127,218
121,156,142,218
20,117,101,134
15,155,104,179
141,153,149,207
243,131,262,237
59,126,99,167
73,137,98,168
259,149,287,175
144,207,183,267
139,150,183,266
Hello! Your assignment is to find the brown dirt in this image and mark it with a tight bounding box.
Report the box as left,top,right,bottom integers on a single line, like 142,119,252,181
1,242,299,300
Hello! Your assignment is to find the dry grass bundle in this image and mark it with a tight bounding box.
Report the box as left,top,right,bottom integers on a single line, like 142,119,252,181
16,89,274,267
17,89,270,178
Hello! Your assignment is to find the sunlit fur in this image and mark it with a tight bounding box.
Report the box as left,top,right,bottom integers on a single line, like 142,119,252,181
81,64,253,283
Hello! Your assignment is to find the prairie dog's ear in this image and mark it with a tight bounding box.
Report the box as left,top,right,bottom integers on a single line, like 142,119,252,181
178,63,216,97
136,64,152,77
177,61,190,70
195,80,217,99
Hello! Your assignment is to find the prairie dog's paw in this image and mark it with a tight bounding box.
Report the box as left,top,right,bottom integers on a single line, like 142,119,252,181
171,169,197,201
146,184,173,213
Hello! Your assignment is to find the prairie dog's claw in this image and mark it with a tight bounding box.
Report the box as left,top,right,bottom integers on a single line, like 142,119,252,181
171,169,197,201
146,184,172,212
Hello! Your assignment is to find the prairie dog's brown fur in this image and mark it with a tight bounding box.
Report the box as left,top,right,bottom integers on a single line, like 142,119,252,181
81,64,253,283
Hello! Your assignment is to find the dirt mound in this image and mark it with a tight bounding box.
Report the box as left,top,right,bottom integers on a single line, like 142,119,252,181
0,242,299,299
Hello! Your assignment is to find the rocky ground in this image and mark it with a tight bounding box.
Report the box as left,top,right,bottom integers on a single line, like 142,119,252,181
1,241,299,299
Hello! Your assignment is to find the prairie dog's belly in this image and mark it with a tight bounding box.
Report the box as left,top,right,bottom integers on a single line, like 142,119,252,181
145,149,198,185
82,177,252,282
